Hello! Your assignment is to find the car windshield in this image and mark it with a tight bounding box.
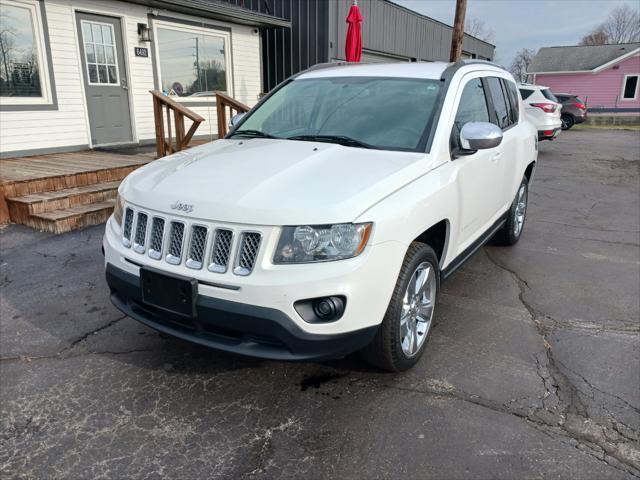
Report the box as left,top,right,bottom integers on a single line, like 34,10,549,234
232,76,442,151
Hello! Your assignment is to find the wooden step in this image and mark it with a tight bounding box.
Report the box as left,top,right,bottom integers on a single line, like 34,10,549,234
2,163,140,198
7,181,120,220
25,199,116,234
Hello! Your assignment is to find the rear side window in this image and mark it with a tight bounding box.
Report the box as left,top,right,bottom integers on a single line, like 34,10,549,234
454,78,490,131
486,77,510,129
519,88,533,100
503,79,520,124
541,89,558,102
555,95,568,102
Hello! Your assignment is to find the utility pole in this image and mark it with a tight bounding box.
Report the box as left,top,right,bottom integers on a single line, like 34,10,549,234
449,0,467,62
194,37,202,91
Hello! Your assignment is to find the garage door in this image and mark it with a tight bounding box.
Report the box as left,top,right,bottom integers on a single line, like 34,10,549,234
360,50,410,63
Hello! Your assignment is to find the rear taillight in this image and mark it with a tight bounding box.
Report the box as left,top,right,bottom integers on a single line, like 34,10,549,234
573,102,586,110
531,103,557,114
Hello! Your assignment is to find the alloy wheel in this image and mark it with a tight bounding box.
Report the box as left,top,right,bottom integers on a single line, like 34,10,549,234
400,262,436,357
513,183,527,237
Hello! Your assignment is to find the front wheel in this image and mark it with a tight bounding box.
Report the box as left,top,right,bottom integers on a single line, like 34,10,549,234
360,243,440,372
493,178,528,246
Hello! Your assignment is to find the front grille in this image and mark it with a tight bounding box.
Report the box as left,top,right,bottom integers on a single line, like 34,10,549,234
148,217,165,260
133,212,148,253
186,225,208,270
166,222,185,265
234,232,261,276
208,229,233,273
122,207,262,276
122,208,134,247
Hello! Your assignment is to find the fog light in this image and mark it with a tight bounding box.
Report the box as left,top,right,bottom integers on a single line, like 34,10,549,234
294,296,346,323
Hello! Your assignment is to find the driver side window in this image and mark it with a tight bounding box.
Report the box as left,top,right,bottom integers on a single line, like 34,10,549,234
451,78,490,152
454,78,490,131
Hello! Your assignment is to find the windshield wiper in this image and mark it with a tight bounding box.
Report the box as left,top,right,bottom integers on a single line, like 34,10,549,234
287,134,374,149
229,129,278,139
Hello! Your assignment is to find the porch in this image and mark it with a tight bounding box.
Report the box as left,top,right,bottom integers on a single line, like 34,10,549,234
0,92,249,234
0,148,155,234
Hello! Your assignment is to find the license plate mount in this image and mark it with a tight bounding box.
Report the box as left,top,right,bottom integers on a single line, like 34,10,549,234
140,266,197,318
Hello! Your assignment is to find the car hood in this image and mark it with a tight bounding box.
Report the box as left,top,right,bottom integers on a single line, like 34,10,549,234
122,139,434,225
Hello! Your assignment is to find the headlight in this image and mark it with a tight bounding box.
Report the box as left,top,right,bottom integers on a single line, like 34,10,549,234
274,223,372,264
113,193,124,226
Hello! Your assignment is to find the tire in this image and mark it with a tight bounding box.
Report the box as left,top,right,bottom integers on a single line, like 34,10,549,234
361,242,440,372
493,177,528,246
561,114,574,130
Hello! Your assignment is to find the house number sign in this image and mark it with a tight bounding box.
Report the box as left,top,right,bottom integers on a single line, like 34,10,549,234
134,47,149,57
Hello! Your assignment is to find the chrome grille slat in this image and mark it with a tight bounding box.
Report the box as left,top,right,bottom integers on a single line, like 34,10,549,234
122,207,261,276
186,225,208,270
234,232,261,276
133,212,148,253
208,229,233,273
148,217,165,260
122,208,134,247
166,222,185,265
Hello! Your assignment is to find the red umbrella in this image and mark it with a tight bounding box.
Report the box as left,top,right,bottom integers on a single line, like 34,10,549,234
345,0,363,62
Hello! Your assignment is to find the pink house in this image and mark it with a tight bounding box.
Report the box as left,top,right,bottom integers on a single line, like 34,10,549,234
528,43,640,113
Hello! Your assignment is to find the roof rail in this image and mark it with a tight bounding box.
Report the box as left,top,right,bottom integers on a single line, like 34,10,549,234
440,59,505,82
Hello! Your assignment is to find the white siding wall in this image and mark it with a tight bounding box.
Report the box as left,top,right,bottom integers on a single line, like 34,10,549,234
0,0,262,156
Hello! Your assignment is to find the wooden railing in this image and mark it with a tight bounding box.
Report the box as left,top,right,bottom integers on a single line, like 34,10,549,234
215,91,250,138
151,90,205,159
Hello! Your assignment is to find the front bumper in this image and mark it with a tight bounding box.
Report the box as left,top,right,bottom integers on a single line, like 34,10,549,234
106,263,377,360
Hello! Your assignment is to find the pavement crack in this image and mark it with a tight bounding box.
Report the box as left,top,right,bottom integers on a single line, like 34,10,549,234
63,314,128,353
483,248,640,474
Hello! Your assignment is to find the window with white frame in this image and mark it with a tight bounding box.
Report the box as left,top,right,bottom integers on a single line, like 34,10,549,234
622,74,639,100
0,0,52,104
81,21,119,85
153,21,232,99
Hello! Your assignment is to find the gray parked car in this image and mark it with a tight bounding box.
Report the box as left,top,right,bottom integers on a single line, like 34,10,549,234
554,93,587,130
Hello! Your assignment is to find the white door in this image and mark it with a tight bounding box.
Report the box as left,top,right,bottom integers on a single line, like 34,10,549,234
452,77,505,252
485,76,520,210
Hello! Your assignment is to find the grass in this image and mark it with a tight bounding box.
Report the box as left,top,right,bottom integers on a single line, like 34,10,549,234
572,123,640,131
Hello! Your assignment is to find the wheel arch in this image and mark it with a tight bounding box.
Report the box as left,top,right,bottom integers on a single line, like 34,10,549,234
412,219,450,267
524,160,536,184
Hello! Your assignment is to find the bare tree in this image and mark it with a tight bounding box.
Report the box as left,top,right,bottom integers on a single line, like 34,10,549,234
509,48,535,83
465,16,495,43
602,5,640,43
579,26,610,46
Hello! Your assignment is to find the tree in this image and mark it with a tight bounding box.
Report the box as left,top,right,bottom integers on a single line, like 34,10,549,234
579,5,640,46
579,26,609,46
465,16,495,43
509,48,535,83
602,5,640,43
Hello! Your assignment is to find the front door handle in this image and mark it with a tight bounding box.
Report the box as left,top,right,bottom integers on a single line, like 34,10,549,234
491,152,503,162
121,80,128,90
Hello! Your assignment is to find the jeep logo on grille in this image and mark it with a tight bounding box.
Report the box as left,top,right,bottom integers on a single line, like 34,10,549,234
171,201,194,213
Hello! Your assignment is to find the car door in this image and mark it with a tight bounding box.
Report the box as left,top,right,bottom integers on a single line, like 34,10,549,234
451,76,505,253
492,77,521,210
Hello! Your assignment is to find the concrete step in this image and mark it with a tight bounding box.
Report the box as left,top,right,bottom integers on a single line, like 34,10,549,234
7,181,120,219
26,199,116,234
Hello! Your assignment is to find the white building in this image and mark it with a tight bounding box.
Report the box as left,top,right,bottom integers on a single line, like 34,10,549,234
0,0,288,158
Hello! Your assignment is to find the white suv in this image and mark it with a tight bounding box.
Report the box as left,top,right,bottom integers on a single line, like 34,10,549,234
518,84,562,140
104,61,538,371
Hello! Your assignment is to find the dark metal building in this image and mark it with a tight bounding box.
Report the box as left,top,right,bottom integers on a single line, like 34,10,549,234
219,0,496,92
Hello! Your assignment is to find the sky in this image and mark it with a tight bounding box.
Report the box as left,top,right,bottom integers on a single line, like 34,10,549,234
394,0,640,67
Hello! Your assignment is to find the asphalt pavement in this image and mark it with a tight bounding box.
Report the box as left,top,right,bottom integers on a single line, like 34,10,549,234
1,129,639,479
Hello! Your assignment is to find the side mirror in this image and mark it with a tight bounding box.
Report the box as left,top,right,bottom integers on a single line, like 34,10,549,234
229,112,246,129
459,122,503,152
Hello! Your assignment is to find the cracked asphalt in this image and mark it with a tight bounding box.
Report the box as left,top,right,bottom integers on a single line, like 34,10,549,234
1,129,639,479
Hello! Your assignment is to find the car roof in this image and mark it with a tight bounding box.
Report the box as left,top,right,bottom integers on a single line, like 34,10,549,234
518,84,549,90
297,61,507,81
